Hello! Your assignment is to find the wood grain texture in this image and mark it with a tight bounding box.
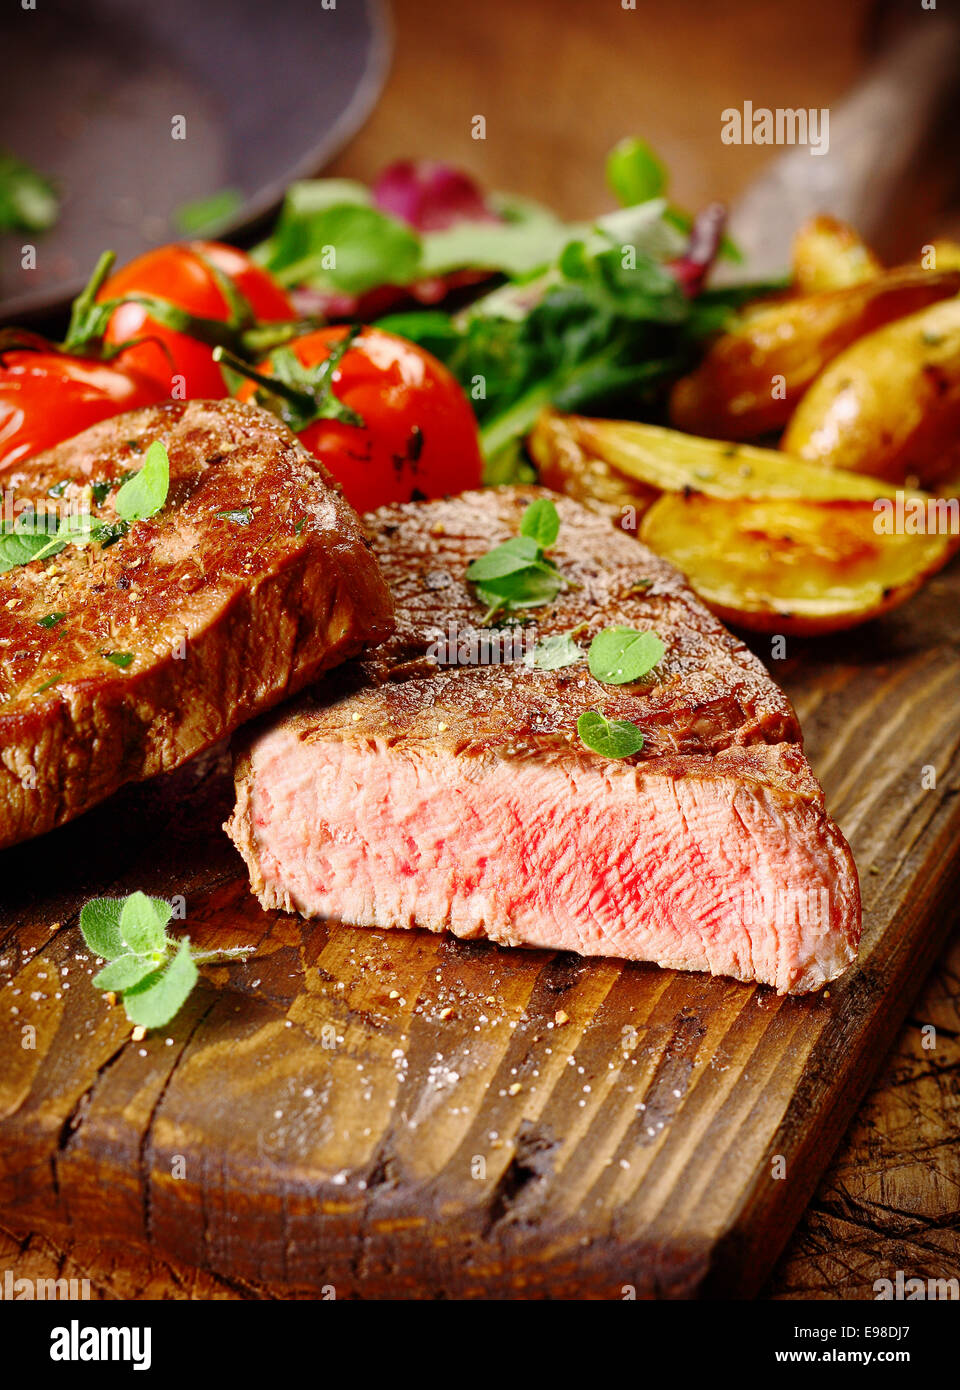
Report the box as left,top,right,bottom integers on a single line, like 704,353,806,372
768,926,960,1299
1,549,958,1299
4,919,957,1302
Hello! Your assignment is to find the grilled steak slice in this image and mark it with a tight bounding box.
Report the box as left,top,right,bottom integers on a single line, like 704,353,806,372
227,488,860,993
0,399,393,848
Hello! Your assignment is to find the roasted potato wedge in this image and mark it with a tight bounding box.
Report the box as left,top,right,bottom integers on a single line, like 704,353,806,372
782,297,960,489
528,410,661,519
530,409,886,506
639,493,959,635
668,266,960,439
791,216,881,295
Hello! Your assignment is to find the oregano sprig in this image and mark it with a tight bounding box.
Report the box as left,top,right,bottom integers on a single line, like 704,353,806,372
80,891,254,1029
0,441,170,578
467,498,567,622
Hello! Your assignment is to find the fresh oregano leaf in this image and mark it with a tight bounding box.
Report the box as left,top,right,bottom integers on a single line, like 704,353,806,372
467,500,567,618
587,628,665,685
122,938,198,1029
577,710,645,759
524,632,584,670
474,565,563,610
519,497,560,548
466,537,543,582
0,529,63,573
119,891,170,955
79,898,126,960
55,512,104,548
93,953,163,992
115,441,170,523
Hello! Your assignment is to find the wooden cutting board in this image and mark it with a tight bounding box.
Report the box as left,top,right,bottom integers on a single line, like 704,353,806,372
1,556,959,1299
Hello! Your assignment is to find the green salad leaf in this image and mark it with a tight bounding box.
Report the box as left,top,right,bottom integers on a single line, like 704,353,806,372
0,150,59,233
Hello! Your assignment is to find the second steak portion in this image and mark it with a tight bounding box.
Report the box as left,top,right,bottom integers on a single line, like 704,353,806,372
227,488,861,994
0,399,393,848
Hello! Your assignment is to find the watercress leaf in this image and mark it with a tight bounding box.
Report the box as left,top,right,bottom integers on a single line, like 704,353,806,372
605,137,668,207
577,710,645,759
268,204,421,293
525,633,584,670
119,891,171,955
253,178,373,269
419,201,571,279
519,498,560,548
375,310,461,354
115,441,170,523
587,628,665,685
79,898,126,960
122,937,198,1029
93,953,162,992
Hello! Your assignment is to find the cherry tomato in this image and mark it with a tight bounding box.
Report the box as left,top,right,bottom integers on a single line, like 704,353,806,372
99,241,295,399
236,326,484,512
0,351,169,473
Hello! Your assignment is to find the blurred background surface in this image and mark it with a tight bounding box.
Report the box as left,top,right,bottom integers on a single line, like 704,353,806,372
4,0,960,316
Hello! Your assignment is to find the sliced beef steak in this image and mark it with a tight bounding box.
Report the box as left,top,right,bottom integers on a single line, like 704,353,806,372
0,399,393,848
227,488,860,993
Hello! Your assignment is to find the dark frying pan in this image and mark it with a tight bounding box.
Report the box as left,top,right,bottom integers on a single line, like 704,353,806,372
0,0,391,322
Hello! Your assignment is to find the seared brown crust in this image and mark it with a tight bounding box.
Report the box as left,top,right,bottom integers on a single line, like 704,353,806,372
227,489,861,989
230,489,861,989
0,399,393,848
250,487,809,782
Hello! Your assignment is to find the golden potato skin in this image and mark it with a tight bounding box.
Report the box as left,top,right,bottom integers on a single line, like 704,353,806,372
782,297,960,489
792,216,881,295
639,493,959,635
530,409,885,502
668,267,960,440
528,410,659,520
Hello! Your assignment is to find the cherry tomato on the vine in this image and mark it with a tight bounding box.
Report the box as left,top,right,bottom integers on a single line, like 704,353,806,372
0,351,168,474
99,241,295,398
236,325,484,513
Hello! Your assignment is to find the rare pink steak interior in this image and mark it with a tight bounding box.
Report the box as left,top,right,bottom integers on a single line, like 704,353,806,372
226,488,861,994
